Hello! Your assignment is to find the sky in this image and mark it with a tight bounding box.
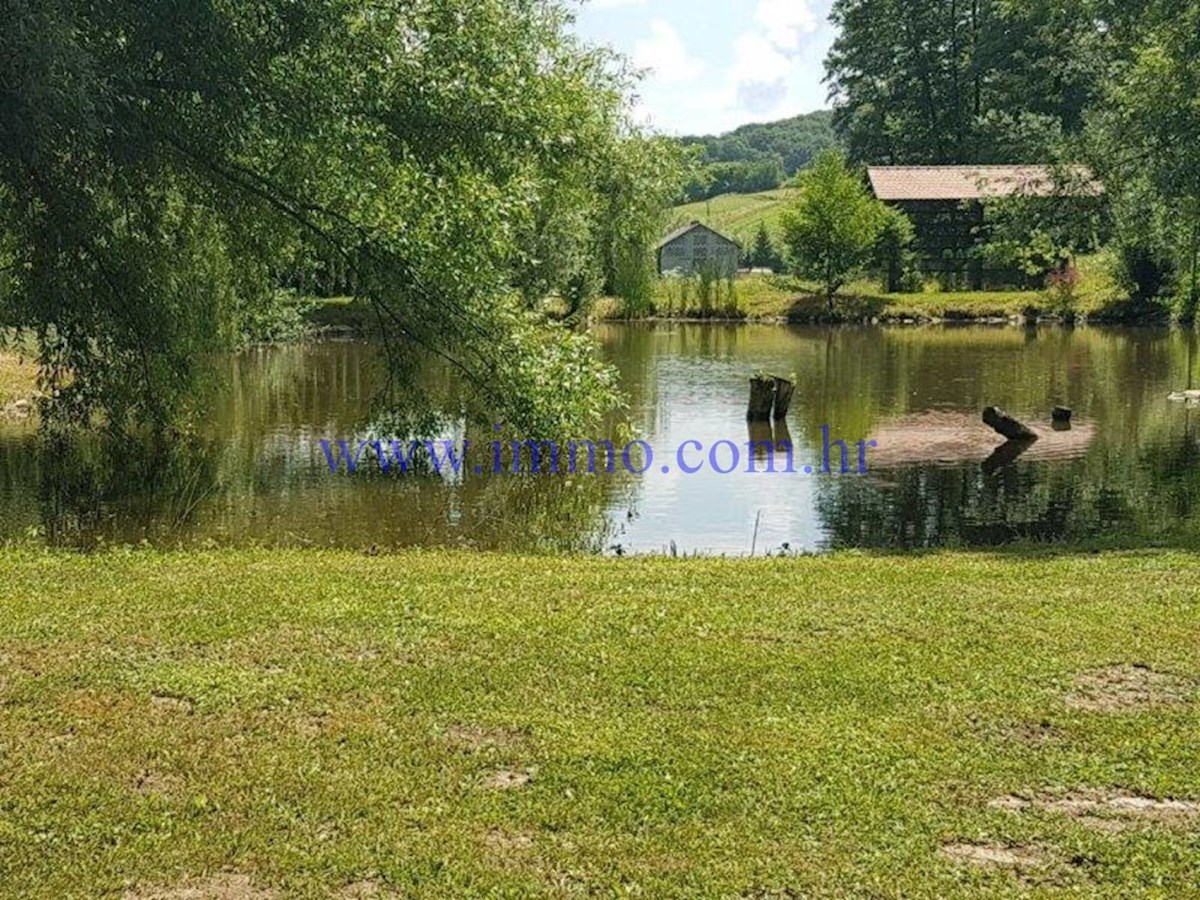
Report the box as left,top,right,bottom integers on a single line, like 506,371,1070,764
572,0,836,137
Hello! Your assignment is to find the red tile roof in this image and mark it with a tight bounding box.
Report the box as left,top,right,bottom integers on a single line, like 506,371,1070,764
867,165,1101,202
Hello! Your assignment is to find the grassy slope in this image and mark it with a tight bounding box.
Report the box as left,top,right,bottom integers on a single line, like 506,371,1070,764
1,549,1197,897
668,189,796,246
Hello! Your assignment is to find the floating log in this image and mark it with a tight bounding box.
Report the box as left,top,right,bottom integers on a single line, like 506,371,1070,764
747,377,775,422
983,407,1037,441
1052,406,1073,423
773,378,795,421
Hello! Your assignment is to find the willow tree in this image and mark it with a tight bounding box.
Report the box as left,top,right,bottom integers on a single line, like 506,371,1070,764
0,0,681,434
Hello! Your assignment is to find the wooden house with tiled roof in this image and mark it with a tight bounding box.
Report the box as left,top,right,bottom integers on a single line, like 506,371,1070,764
866,165,1102,289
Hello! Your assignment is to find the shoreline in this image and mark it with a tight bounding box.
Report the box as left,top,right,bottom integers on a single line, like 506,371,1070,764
594,310,1171,327
309,298,1175,334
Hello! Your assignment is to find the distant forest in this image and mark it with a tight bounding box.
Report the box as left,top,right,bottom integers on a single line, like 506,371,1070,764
679,111,839,202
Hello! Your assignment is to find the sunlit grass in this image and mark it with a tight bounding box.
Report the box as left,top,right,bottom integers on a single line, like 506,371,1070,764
0,548,1197,896
0,351,37,406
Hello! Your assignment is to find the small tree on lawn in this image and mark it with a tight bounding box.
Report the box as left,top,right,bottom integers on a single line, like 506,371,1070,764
781,151,886,311
749,222,783,272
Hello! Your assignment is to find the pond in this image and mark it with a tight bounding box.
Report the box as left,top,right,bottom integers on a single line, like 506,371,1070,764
2,324,1199,554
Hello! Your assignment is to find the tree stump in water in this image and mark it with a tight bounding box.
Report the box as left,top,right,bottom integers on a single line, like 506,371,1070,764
773,378,795,420
1052,406,1073,423
747,377,776,421
983,407,1037,441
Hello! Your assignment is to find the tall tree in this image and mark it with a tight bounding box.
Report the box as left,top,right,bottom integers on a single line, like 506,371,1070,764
1087,0,1200,319
826,0,1106,165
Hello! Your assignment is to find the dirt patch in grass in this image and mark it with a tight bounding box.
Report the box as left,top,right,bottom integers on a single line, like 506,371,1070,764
481,767,535,790
61,688,138,719
335,646,383,664
444,723,527,753
226,626,403,670
150,693,195,715
940,842,1048,869
484,828,535,859
1066,665,1193,712
971,715,1064,746
294,712,330,737
991,790,1200,832
133,770,185,797
124,873,276,899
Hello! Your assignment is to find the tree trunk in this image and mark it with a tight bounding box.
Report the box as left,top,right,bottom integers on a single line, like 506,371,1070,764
773,378,795,420
747,377,775,422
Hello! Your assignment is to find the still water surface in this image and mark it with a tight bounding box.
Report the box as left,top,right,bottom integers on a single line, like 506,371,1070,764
2,324,1199,554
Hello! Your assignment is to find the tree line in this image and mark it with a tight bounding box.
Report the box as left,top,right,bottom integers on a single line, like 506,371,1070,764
679,111,838,203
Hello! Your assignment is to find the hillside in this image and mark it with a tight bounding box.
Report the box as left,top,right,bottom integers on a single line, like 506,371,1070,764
668,188,796,247
678,110,837,204
680,110,837,174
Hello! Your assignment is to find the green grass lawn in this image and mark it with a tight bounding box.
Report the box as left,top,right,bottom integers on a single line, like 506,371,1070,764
636,254,1135,324
638,274,1053,323
731,276,1048,322
1,549,1198,897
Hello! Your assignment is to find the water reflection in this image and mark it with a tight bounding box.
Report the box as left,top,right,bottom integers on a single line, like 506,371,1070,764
0,345,629,553
592,323,1200,553
1,325,1199,554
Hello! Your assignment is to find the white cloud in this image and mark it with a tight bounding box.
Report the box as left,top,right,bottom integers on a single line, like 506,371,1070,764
730,32,793,86
571,0,835,133
632,19,706,84
753,0,818,52
718,0,824,123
